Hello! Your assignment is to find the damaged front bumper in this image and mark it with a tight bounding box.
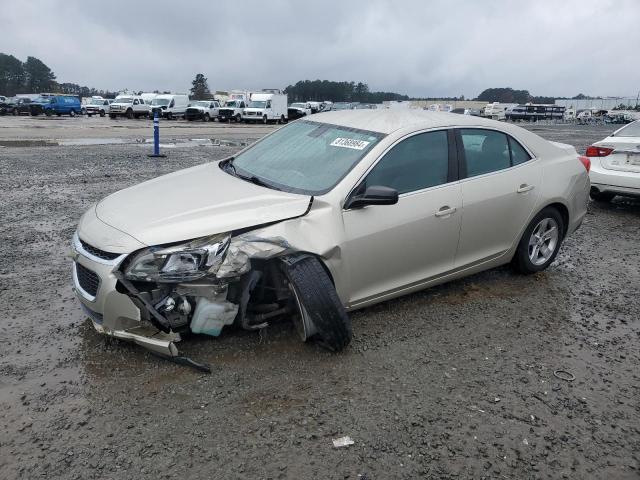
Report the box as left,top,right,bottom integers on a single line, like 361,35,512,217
71,231,295,368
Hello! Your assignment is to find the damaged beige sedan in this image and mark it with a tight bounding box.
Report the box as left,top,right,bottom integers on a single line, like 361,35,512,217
72,110,590,370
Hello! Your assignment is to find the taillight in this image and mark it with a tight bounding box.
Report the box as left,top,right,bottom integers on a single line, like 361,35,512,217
585,145,613,157
578,156,591,172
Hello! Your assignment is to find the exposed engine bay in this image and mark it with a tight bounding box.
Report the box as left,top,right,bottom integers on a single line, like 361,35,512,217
95,233,320,372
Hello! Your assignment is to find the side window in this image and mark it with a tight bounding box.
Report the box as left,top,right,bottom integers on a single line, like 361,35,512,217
460,129,510,177
363,130,449,195
133,99,139,105
509,137,531,165
139,99,144,105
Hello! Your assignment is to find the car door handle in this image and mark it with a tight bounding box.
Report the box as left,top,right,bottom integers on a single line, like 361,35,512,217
435,206,457,217
517,184,535,193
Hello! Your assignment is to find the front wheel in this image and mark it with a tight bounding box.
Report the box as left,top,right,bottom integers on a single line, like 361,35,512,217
69,109,76,117
282,255,352,352
99,111,105,117
45,110,52,117
125,109,133,119
203,113,210,122
262,115,268,124
235,114,242,123
513,207,564,274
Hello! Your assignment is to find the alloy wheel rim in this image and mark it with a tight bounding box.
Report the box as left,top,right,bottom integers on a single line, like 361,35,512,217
528,218,559,266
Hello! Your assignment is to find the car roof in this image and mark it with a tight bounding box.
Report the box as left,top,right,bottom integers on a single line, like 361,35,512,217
311,109,503,134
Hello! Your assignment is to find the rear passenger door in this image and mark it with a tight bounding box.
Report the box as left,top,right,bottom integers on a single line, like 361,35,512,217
343,130,462,305
454,128,541,268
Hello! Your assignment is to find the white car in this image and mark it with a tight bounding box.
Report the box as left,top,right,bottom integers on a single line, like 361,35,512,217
185,100,221,122
71,110,589,365
587,120,640,201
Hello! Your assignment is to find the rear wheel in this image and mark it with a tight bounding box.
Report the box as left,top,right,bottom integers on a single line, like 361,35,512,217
590,189,615,203
513,207,564,274
109,114,116,119
282,255,352,352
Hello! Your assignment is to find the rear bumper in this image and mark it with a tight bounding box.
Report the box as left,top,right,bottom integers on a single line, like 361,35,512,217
589,157,640,196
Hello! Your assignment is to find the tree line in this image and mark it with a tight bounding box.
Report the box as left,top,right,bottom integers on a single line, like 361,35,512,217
476,87,555,104
284,80,410,103
0,53,117,98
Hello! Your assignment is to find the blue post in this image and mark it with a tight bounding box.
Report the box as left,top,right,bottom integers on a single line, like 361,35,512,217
148,110,166,158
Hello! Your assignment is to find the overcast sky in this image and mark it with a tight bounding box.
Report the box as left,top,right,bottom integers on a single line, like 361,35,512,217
3,0,639,98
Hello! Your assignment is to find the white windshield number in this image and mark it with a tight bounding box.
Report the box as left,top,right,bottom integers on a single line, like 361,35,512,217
331,138,371,150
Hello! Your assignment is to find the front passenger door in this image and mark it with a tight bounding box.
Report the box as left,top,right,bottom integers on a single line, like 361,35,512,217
343,130,462,306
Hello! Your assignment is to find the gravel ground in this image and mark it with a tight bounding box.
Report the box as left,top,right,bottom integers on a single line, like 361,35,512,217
0,120,638,479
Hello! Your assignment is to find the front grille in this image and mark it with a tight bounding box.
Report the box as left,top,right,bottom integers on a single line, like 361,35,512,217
76,263,100,297
79,238,120,260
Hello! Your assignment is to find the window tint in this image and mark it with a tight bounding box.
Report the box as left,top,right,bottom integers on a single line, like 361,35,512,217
363,130,449,194
460,129,510,177
509,137,531,165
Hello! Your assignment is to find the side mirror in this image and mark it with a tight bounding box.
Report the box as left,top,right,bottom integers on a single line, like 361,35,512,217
344,185,399,210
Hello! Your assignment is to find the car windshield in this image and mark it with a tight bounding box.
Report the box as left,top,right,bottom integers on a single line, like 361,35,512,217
291,103,306,108
228,120,385,195
89,98,103,105
248,101,267,108
152,98,170,106
33,97,49,103
115,97,133,104
193,101,210,107
224,101,238,107
614,120,640,137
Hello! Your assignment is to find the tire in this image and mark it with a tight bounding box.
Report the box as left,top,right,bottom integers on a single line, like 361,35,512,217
590,189,615,203
126,109,133,119
203,113,210,122
46,110,52,117
262,115,268,124
69,109,76,117
99,111,105,117
283,255,352,352
279,115,285,124
513,207,565,274
12,110,17,116
87,113,92,117
235,114,242,123
109,114,116,119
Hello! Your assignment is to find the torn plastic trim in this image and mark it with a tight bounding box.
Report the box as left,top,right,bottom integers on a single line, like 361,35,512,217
91,320,180,357
114,271,174,332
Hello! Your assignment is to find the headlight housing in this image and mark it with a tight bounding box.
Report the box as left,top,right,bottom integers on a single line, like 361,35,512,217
124,233,230,283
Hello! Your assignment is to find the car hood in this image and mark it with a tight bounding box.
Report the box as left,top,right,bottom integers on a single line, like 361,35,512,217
94,161,312,247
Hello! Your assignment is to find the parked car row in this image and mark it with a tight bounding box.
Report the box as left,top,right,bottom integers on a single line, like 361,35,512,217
0,90,335,124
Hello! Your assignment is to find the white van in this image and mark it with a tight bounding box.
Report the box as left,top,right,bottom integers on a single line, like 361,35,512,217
242,92,288,124
150,94,190,119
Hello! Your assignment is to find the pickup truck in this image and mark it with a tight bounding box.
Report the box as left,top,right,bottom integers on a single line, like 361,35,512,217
185,100,221,121
218,99,246,122
109,95,151,119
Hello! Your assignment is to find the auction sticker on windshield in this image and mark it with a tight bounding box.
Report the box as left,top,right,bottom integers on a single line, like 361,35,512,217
330,138,371,150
